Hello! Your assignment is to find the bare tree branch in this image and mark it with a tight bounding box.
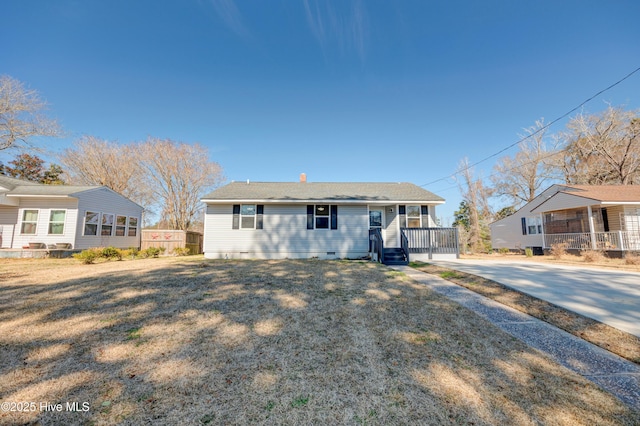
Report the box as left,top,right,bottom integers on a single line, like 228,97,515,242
0,75,62,150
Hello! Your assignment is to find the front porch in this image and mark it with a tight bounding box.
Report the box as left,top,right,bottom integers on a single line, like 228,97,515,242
544,231,640,252
370,227,460,265
537,203,640,253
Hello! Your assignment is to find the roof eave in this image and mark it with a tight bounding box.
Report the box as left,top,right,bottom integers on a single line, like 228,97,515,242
201,198,445,204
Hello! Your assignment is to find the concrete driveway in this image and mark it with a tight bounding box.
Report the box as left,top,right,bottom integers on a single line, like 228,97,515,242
429,259,640,338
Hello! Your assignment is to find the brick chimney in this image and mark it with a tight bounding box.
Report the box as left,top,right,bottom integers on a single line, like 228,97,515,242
300,173,307,183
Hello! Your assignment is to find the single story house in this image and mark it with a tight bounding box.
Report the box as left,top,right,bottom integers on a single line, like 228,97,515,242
490,184,640,253
201,175,458,263
0,174,143,251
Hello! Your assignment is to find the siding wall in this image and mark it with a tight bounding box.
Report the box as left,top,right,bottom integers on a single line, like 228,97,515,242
74,188,143,249
605,205,625,231
490,211,544,250
0,207,18,248
12,198,79,249
203,203,369,259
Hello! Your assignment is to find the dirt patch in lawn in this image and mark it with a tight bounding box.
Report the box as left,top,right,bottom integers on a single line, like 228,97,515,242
1,257,638,425
410,261,640,365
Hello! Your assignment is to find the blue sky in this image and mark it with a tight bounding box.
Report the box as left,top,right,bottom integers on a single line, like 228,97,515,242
3,0,640,223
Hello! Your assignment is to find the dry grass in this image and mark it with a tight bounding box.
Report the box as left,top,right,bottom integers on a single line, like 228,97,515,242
581,249,606,263
411,261,640,364
1,257,639,425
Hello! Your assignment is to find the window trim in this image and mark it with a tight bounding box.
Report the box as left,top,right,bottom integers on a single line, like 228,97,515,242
406,205,422,228
307,204,338,230
525,216,542,235
115,215,127,236
101,212,115,236
20,209,39,235
232,204,264,230
128,216,138,237
83,211,100,236
240,204,257,229
48,209,66,235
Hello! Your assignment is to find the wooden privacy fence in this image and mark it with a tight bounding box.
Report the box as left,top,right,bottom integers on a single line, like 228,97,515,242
141,229,203,254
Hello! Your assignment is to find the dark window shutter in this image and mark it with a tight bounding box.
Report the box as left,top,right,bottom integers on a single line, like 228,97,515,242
399,205,407,228
421,205,429,227
330,205,338,229
232,204,240,229
307,205,314,229
256,205,264,229
521,217,527,235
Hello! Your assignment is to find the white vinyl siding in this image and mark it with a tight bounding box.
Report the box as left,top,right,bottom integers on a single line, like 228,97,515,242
74,187,142,250
204,203,369,259
490,211,544,250
0,206,18,248
12,198,79,249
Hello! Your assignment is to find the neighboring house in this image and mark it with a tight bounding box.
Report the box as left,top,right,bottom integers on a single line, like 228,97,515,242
0,175,143,250
491,184,640,253
201,175,457,263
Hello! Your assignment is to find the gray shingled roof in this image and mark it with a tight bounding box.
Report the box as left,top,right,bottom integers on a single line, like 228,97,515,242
202,182,445,203
0,174,42,190
0,174,99,196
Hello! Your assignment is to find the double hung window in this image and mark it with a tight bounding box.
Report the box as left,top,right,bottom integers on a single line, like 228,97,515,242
307,205,338,230
21,210,39,234
48,210,66,234
84,211,100,236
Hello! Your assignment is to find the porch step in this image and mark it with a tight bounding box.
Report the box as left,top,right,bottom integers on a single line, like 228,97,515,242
383,248,408,266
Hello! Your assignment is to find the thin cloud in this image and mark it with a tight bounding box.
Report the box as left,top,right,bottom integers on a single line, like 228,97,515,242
303,0,369,62
208,0,250,37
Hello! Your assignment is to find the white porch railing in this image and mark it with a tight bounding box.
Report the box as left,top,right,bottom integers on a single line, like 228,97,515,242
544,231,640,251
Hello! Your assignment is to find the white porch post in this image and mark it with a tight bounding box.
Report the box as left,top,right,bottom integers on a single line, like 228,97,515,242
539,213,546,249
587,205,596,250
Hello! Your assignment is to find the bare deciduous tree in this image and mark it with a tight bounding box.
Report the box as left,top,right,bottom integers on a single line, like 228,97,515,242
135,138,224,230
491,119,560,207
59,135,148,204
61,136,224,230
0,75,61,150
553,106,640,185
457,158,493,253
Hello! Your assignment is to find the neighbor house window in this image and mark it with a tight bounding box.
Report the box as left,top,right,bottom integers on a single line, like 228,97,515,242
232,205,264,229
116,215,127,236
128,217,138,237
84,211,100,236
527,217,542,235
101,213,114,236
48,210,66,235
21,210,39,234
306,205,338,230
522,217,542,235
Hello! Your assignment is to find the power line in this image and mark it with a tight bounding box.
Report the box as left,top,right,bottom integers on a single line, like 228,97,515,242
420,66,640,188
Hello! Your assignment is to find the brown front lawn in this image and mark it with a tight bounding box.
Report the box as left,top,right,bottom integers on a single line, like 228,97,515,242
1,257,638,425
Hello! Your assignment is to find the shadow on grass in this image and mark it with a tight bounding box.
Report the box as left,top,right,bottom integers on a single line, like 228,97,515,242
0,258,638,425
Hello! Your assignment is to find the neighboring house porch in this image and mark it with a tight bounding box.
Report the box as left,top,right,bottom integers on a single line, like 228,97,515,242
491,184,640,254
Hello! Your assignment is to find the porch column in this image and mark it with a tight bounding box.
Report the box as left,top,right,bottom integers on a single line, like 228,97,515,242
587,205,596,250
539,213,546,249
